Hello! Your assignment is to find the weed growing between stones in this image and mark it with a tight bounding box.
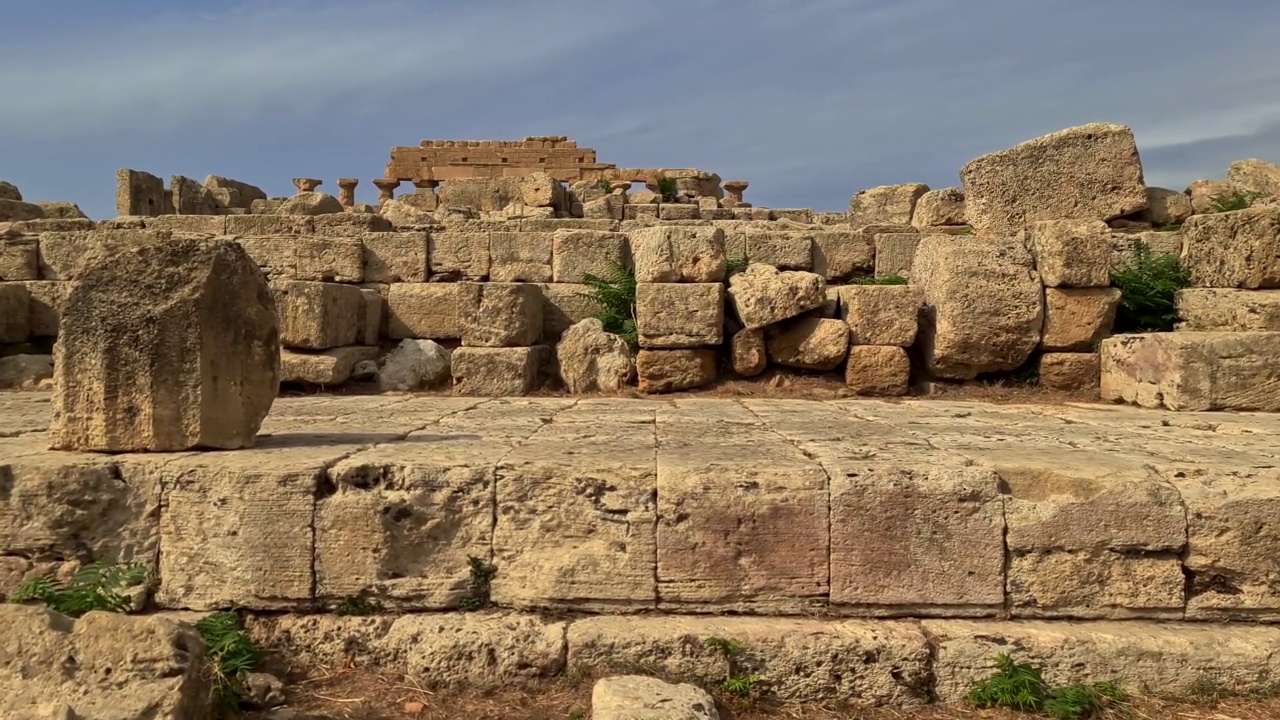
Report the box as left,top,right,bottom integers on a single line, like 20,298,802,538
705,636,764,698
8,561,149,617
657,177,679,203
596,180,614,194
726,256,749,276
580,261,638,347
458,555,498,611
1209,190,1265,213
195,609,261,714
1154,220,1183,232
335,595,381,616
967,653,1127,720
850,274,909,286
1110,239,1191,332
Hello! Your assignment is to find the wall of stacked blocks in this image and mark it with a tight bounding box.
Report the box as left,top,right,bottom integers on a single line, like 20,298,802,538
1,121,1278,409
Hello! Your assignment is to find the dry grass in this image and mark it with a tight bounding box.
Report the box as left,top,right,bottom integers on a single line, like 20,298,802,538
235,663,1280,720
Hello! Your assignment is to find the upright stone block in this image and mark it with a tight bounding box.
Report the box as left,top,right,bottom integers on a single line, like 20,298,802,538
114,169,167,217
50,238,279,452
873,232,921,279
1175,288,1280,331
489,231,553,282
844,345,911,396
361,232,429,283
0,237,39,281
837,285,924,346
1041,288,1120,351
636,283,723,348
811,230,874,281
1182,207,1280,288
1028,219,1113,288
848,183,929,226
386,283,463,340
636,349,716,393
428,230,491,280
0,282,29,343
460,282,542,347
551,230,629,283
451,346,546,395
271,280,363,350
630,226,726,282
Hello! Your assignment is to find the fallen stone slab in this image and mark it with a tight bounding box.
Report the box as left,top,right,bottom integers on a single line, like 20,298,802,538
592,675,719,720
1100,331,1280,411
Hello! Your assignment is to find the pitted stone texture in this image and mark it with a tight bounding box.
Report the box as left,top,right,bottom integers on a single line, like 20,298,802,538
552,230,630,283
1141,187,1194,226
538,282,600,341
279,191,344,215
378,339,451,392
592,675,719,720
637,349,716,394
1182,207,1280,288
569,616,931,704
630,226,726,283
1100,332,1280,411
1038,352,1099,391
237,235,364,283
0,236,38,281
1227,158,1280,199
874,232,921,279
848,183,930,227
272,280,363,350
51,237,279,452
1041,288,1120,352
0,281,29,343
811,230,874,282
386,283,463,340
636,283,724,349
1176,288,1280,331
428,230,491,280
460,282,542,347
960,123,1147,237
1028,219,1113,288
730,328,767,377
279,346,377,386
488,231,553,282
361,231,429,282
845,345,911,396
741,228,813,270
556,318,635,393
912,187,966,227
837,285,924,346
451,346,546,396
766,316,849,371
726,264,826,330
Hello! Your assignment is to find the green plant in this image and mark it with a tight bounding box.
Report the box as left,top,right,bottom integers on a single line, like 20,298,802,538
458,555,497,611
705,636,762,698
1154,220,1183,232
1109,239,1191,332
1043,682,1127,720
335,595,380,616
595,180,614,194
196,609,260,714
9,561,149,617
967,654,1126,720
1209,190,1264,213
726,256,749,276
579,261,638,347
657,176,679,203
850,274,908,286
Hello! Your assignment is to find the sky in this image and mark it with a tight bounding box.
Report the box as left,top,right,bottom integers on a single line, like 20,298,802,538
3,0,1280,220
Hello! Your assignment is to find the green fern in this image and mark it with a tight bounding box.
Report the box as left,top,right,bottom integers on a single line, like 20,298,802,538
9,561,149,617
196,610,261,714
1110,239,1191,332
723,673,762,697
1209,190,1264,213
578,261,638,347
1043,682,1128,720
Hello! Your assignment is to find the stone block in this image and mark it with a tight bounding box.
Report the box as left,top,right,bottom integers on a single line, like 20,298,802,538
1187,179,1232,214
280,346,378,385
170,175,217,215
1227,158,1280,198
51,238,279,452
555,318,635,393
659,203,700,221
630,226,726,282
0,282,29,343
278,191,343,216
429,230,491,280
730,328,767,377
361,232,429,282
272,280,363,350
142,215,227,236
239,236,362,283
848,183,929,226
489,231,553,282
1041,288,1120,351
744,229,812,270
226,214,313,236
591,676,716,720
1141,187,1193,226
636,349,716,393
811,230,874,281
636,283,723,349
537,282,599,340
115,169,166,216
1028,219,1113,287
1110,230,1183,271
460,282,542,347
551,230,629,283
18,280,67,337
311,212,393,236
960,123,1147,237
623,204,659,221
1100,331,1280,411
451,346,546,395
1182,207,1280,288
0,238,38,281
767,316,849,371
38,230,171,281
873,232,921,279
912,187,966,227
844,345,911,396
837,285,924,346
358,288,383,345
726,264,826,329
1176,288,1280,331
1038,352,1099,391
386,283,463,340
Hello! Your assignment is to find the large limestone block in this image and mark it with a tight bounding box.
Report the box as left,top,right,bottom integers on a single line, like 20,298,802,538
927,619,1280,701
0,237,39,281
1175,288,1280,331
636,349,716,394
50,237,279,452
1181,207,1280,288
0,199,45,222
828,464,1004,615
568,616,931,704
1141,186,1194,226
488,231,553,282
386,283,463,339
271,280,363,350
361,232,429,282
1038,352,1099,391
428,230,491,280
845,345,911,396
225,214,311,236
37,229,171,281
555,318,635,393
1041,288,1120,352
451,346,546,396
0,281,30,343
591,675,718,720
378,198,440,229
742,228,812,270
912,187,966,227
552,230,629,283
726,264,826,330
115,169,166,216
873,232,921,279
1109,230,1183,271
848,183,929,226
837,285,924,346
279,346,377,385
537,282,599,340
1028,219,1113,287
913,236,1044,379
169,174,218,215
636,283,723,348
811,229,874,281
1227,158,1280,198
630,226,726,282
1187,178,1232,214
766,316,849,371
960,123,1147,237
278,191,344,215
17,280,67,337
0,606,210,719
460,282,542,347
1100,331,1280,411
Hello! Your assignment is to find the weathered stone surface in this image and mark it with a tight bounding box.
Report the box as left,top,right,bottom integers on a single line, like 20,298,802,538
51,237,279,452
0,354,52,389
960,123,1147,237
766,317,849,371
1110,230,1183,271
538,282,600,340
271,280,363,350
386,283,463,339
848,183,930,226
0,180,21,201
845,345,911,396
592,676,719,720
488,231,552,282
0,199,44,223
912,187,966,227
583,194,625,221
278,191,344,215
226,214,311,236
0,605,210,719
730,327,767,377
34,202,86,220
379,198,441,229
0,281,30,343
115,169,166,216
1141,187,1194,226
726,264,826,330
460,282,542,347
169,174,217,215
361,232,429,282
742,229,812,270
636,283,723,349
1187,178,1233,214
637,349,716,393
236,236,363,284
913,236,1043,379
811,229,874,281
279,346,377,386
378,339,451,391
1028,219,1113,288
837,285,923,347
1101,331,1280,411
428,230,491,280
873,232,921,279
569,616,931,704
1182,207,1280,288
555,318,634,393
1176,288,1280,331
1038,352,1099,390
0,236,38,281
451,346,546,395
660,203,701,221
17,280,67,337
552,230,629,283
37,230,168,281
630,226,726,282
1041,288,1120,352
142,215,226,236
357,287,382,345
1227,158,1280,199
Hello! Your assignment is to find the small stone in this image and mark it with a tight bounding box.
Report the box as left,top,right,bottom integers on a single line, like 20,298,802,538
845,345,910,396
245,672,286,709
731,328,767,377
378,339,451,392
591,675,719,720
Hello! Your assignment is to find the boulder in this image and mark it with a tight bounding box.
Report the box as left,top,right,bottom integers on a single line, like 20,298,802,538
1100,331,1280,411
1140,187,1193,226
278,191,344,216
726,264,826,330
731,328,767,377
960,123,1147,237
50,237,279,451
913,236,1043,379
1181,207,1280,288
1186,179,1232,215
555,318,635,393
767,317,849,371
844,345,910,396
0,605,211,719
379,198,442,229
0,354,53,389
848,183,929,226
912,187,966,227
1227,158,1280,199
636,349,716,393
591,675,719,720
0,180,20,201
378,339,452,391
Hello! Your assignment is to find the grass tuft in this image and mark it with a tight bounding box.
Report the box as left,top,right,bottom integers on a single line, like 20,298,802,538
967,653,1127,720
850,274,908,286
458,555,498,611
657,177,679,203
1209,190,1264,213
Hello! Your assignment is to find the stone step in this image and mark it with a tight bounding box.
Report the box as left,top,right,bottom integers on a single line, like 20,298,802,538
1176,288,1280,331
1100,331,1280,411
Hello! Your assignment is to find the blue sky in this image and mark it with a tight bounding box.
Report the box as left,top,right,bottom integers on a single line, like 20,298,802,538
3,0,1280,219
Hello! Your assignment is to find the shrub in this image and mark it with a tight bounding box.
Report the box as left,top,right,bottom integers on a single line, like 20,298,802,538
579,261,638,347
8,561,149,617
1110,239,1191,332
967,653,1127,720
657,177,679,203
1209,190,1264,213
458,555,498,611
